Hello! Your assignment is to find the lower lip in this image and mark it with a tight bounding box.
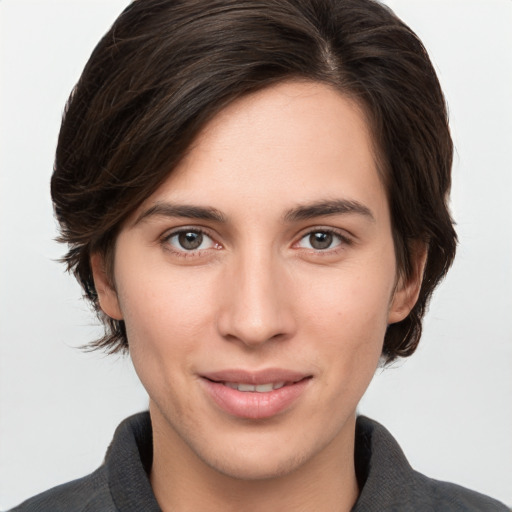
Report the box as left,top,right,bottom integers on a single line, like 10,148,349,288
201,378,311,419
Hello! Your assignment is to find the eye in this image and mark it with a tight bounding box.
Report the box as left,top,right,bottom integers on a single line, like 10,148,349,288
165,229,216,252
296,230,345,251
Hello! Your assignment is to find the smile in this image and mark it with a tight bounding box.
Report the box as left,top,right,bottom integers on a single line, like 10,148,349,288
200,370,312,419
223,382,286,392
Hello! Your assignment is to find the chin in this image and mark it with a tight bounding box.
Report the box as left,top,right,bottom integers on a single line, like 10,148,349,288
204,450,308,481
191,427,326,482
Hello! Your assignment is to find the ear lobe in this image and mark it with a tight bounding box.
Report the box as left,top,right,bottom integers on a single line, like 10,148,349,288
90,253,123,320
388,242,428,325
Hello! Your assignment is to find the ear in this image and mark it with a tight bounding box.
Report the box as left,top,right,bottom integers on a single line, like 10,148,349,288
90,253,123,320
388,242,428,324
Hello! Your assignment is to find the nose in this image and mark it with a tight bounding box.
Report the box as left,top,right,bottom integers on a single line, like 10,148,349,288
216,249,296,348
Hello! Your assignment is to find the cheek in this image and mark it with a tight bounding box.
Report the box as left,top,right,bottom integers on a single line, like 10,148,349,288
299,264,395,336
294,260,394,383
118,277,210,423
116,270,217,386
119,267,215,337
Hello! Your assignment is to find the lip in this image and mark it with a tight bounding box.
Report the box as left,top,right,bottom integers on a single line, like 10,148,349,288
201,368,309,385
199,368,312,420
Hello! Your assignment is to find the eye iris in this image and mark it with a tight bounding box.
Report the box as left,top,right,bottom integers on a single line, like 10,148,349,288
178,231,203,250
310,232,332,250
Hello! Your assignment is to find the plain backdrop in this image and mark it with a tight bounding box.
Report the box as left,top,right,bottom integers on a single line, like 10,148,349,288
1,0,511,509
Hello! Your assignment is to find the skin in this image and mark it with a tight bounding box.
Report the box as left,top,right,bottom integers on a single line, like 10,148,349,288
92,81,424,512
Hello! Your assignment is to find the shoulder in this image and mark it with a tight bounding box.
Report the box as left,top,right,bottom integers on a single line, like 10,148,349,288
8,467,115,512
353,415,509,511
411,471,509,511
9,412,158,512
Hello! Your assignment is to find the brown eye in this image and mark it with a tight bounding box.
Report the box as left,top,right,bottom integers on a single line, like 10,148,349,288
297,230,344,251
309,232,333,250
178,231,203,250
166,230,215,252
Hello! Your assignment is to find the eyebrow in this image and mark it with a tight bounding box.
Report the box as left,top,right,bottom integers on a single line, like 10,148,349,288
134,198,374,227
134,202,227,225
283,199,375,223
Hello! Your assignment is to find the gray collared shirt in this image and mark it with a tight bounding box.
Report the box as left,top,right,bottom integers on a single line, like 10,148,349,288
10,412,509,511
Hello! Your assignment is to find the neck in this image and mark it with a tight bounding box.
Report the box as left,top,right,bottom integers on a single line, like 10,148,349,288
149,405,359,512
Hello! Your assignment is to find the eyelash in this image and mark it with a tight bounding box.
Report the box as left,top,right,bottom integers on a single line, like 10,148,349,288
160,227,221,258
160,226,352,258
294,228,352,254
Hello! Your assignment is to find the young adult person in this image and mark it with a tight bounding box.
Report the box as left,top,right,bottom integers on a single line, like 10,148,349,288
11,0,509,510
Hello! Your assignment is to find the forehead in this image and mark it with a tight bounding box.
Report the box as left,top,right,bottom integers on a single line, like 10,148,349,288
133,80,387,223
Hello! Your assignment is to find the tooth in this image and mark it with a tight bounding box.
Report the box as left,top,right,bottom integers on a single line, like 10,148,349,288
223,382,287,392
238,383,256,392
254,383,274,392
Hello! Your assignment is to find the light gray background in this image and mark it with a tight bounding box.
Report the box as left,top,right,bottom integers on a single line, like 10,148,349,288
1,0,511,509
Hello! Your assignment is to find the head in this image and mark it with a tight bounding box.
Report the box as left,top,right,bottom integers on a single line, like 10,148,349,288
52,0,456,364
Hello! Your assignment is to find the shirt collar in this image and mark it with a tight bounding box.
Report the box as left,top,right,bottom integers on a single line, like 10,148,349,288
104,412,419,512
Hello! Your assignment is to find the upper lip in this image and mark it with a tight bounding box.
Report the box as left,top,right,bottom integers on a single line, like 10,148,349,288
200,368,311,385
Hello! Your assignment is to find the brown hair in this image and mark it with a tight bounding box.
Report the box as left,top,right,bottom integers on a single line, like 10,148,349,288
52,0,457,363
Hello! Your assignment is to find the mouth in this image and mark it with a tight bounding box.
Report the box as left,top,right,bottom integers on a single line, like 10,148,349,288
205,378,309,393
223,381,286,392
200,370,312,419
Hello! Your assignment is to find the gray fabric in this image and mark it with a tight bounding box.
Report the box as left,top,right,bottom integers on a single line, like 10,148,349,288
351,416,509,511
10,413,160,512
10,412,509,511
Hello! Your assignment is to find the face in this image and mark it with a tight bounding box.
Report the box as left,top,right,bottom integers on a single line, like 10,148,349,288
93,81,420,481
